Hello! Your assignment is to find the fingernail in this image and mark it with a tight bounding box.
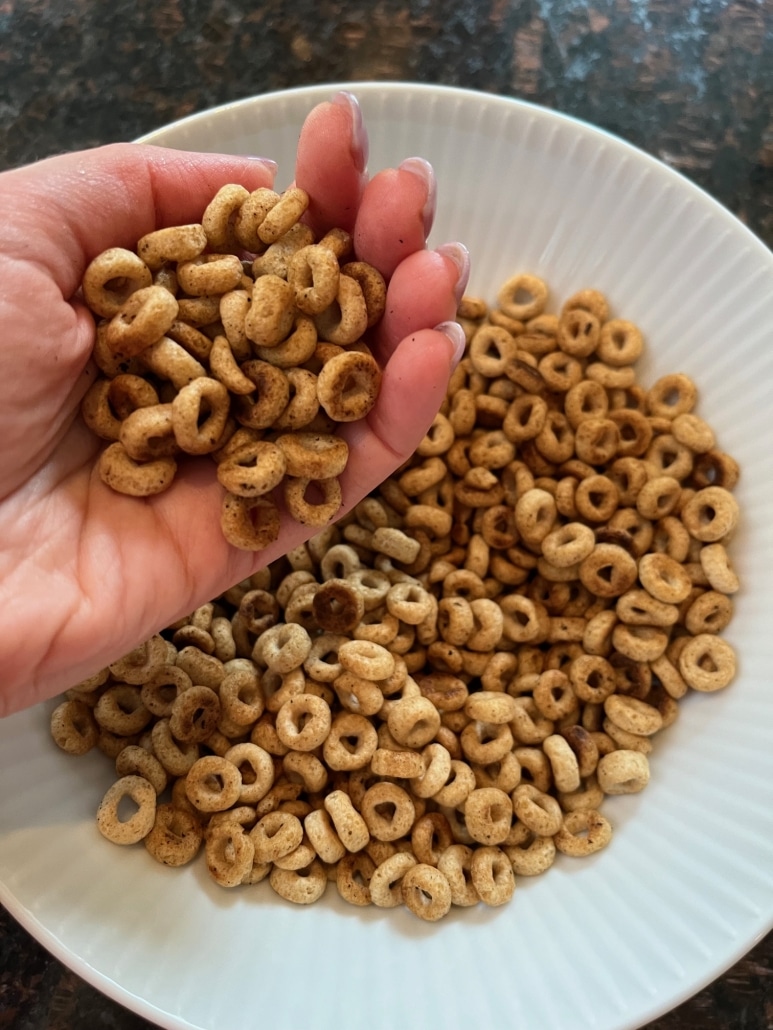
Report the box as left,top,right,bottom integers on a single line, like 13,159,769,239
434,320,467,369
435,242,471,304
399,157,437,237
332,90,369,173
246,156,278,178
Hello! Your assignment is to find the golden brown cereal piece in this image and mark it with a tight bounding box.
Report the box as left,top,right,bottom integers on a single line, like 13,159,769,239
269,860,328,905
137,224,207,270
245,274,297,348
340,261,387,328
97,442,177,497
258,186,310,245
171,377,231,455
316,350,382,422
50,699,98,755
497,272,548,321
105,285,179,357
314,274,369,345
201,183,250,252
470,845,516,906
553,809,612,856
288,244,341,315
402,863,453,921
216,440,287,498
144,803,203,867
284,476,342,527
83,247,153,319
220,493,281,551
97,774,157,845
206,822,255,887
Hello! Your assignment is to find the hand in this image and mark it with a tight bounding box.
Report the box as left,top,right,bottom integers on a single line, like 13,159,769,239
0,91,469,716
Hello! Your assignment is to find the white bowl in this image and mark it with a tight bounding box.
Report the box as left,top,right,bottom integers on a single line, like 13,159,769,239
2,82,772,1030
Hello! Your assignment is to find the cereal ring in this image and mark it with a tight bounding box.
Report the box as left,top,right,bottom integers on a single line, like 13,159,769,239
105,285,179,357
96,774,157,845
323,789,370,852
250,810,304,863
597,749,651,794
269,859,328,905
312,579,365,634
339,261,387,328
542,734,581,793
553,809,612,856
638,552,693,604
144,803,203,867
678,633,737,692
234,360,290,430
323,713,378,771
497,273,548,321
511,784,563,837
171,377,231,455
369,852,418,908
220,493,281,551
681,486,740,542
140,335,207,390
119,403,177,462
402,863,453,922
579,544,638,598
216,440,287,498
50,699,98,755
647,373,697,419
137,223,207,270
287,244,340,315
557,307,600,358
316,350,382,422
387,696,441,749
699,542,740,594
506,834,556,876
470,845,516,906
597,319,643,366
275,693,332,751
177,253,244,296
284,476,342,527
257,186,309,244
83,247,153,319
314,274,369,345
360,782,416,842
185,755,242,813
98,441,176,497
244,273,296,348
206,823,255,887
223,742,274,805
463,787,513,845
273,368,320,431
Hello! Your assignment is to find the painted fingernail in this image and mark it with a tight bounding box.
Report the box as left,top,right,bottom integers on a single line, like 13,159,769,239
434,320,467,369
246,157,278,178
332,90,369,173
399,157,437,237
435,242,471,304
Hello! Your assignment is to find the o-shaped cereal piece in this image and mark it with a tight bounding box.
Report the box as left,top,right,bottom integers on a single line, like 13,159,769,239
83,247,153,319
245,274,296,348
436,844,479,906
497,272,548,321
597,749,651,794
638,552,693,604
288,244,341,315
224,742,275,805
541,521,595,568
681,486,740,542
542,734,581,793
284,476,342,528
316,350,382,422
143,803,203,867
678,633,737,692
169,684,221,744
206,823,255,887
323,789,370,853
275,432,349,479
511,784,563,837
369,852,418,908
401,863,453,922
177,253,244,296
269,860,328,905
220,493,281,551
275,693,332,751
259,623,313,674
311,579,365,634
171,377,231,455
646,373,697,419
387,696,441,749
115,743,168,796
338,640,395,681
554,810,613,856
360,782,416,842
98,441,176,497
96,774,157,845
464,787,513,845
340,260,387,328
217,440,287,498
201,183,250,252
470,846,516,906
50,699,98,756
322,712,378,771
507,835,557,877
105,285,179,357
185,755,242,813
604,695,663,737
579,543,638,598
597,319,643,366
250,810,304,863
137,223,207,270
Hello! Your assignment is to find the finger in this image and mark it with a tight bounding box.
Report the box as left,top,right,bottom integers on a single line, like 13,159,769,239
373,243,470,363
352,158,436,279
0,144,278,300
294,91,368,236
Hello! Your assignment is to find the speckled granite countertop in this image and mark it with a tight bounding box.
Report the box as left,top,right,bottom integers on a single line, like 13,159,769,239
1,1,771,1028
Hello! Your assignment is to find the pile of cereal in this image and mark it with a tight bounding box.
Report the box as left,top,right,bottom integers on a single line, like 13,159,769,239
51,269,740,922
79,184,385,549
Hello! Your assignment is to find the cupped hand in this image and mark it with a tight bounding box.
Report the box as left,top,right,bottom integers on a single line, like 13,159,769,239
0,91,469,716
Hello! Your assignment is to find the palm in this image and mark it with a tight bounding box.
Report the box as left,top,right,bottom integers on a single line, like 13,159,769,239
0,95,466,715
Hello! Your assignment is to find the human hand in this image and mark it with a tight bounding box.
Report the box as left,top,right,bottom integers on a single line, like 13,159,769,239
0,91,469,716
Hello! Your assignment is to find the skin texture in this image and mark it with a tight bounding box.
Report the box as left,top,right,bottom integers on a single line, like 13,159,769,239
0,93,469,716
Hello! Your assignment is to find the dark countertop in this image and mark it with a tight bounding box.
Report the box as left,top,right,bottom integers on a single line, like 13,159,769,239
0,1,771,1028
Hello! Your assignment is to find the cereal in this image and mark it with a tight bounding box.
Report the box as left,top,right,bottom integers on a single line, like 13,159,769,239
54,272,741,923
79,183,388,550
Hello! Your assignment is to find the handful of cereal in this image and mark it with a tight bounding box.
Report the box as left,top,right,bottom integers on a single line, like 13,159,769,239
52,271,741,922
79,184,386,549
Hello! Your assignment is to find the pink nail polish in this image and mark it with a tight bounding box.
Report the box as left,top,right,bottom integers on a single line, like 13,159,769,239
332,90,369,173
399,157,437,237
435,242,471,303
246,156,278,178
434,320,467,369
